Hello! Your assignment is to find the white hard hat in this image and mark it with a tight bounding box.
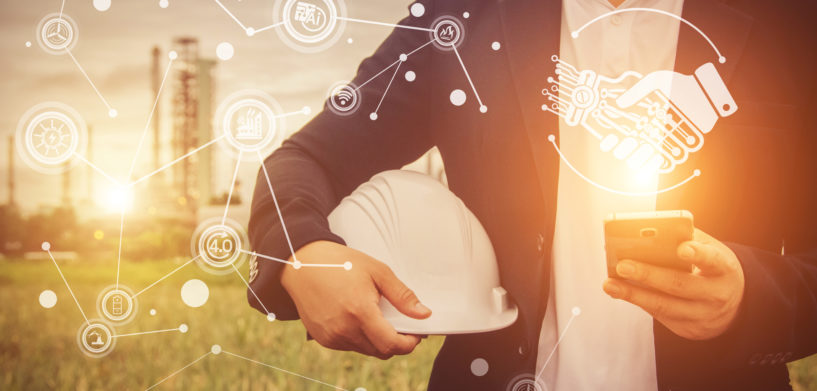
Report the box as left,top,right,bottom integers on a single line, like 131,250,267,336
328,170,518,335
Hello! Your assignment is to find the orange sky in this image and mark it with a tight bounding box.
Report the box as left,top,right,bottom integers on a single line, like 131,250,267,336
0,0,409,212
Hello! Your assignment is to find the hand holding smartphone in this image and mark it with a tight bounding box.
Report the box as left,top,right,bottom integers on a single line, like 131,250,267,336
604,210,694,279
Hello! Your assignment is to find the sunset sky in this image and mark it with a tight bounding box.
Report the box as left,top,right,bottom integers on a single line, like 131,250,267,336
0,0,409,213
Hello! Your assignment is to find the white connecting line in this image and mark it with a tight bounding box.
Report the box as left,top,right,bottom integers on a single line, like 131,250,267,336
211,0,281,35
64,49,116,115
535,308,582,389
222,151,243,225
46,247,90,325
131,256,200,298
113,327,183,338
239,249,347,269
144,347,350,391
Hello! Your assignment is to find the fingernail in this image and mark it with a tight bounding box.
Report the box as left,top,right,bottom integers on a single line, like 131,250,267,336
617,261,636,277
679,244,695,259
604,281,621,298
415,303,431,314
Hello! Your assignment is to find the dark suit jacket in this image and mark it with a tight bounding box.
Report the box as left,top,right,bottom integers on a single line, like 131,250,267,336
247,0,817,389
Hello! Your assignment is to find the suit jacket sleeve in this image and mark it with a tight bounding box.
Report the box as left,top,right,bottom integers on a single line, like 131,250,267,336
246,4,437,320
655,45,817,389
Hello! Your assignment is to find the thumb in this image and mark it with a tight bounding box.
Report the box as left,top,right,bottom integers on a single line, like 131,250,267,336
372,264,432,319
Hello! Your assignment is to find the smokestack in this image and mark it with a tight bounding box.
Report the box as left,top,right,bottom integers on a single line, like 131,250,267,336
7,135,14,207
86,125,93,204
152,46,162,171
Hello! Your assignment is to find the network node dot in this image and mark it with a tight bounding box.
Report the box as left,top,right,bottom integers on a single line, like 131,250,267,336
267,313,277,322
179,323,189,333
108,109,118,118
216,42,234,61
347,37,353,44
470,358,489,376
547,134,556,142
369,113,378,121
343,261,353,271
41,242,51,251
25,41,32,47
211,344,222,354
463,12,470,19
479,105,487,113
572,306,581,316
302,106,312,115
168,51,178,60
246,27,256,37
93,0,111,11
693,169,702,176
449,89,466,106
181,279,210,308
571,31,579,39
491,41,500,51
399,53,408,62
718,56,726,64
149,308,157,316
405,70,416,82
293,261,303,270
159,0,169,8
410,3,425,17
541,104,548,111
39,290,58,308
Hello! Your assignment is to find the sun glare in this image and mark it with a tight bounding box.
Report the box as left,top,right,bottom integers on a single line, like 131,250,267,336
102,185,135,213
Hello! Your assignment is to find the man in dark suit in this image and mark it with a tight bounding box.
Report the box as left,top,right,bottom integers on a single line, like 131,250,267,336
246,0,817,389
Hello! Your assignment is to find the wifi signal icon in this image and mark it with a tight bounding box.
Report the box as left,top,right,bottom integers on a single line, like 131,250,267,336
335,89,354,106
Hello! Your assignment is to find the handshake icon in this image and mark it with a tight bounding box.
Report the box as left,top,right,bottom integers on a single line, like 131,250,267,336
542,55,737,173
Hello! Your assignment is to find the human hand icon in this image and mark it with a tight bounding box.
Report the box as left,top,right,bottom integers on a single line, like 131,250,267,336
542,58,737,173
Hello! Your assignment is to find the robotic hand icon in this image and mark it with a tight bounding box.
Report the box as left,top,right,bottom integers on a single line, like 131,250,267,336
542,56,737,173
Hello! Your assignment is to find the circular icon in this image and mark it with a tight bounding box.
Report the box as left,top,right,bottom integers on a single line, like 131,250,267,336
191,217,252,274
215,90,285,160
572,86,596,109
36,13,78,54
97,285,136,324
24,111,79,165
506,374,544,391
274,0,347,53
76,320,116,358
430,16,465,51
16,102,87,174
326,81,360,116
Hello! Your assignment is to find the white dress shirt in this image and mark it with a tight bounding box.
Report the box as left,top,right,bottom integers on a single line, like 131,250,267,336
536,1,685,390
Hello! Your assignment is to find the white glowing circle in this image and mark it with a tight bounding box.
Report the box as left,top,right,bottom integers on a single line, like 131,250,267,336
369,113,378,121
216,42,234,60
399,53,408,62
267,313,276,322
179,323,189,333
479,105,488,113
159,0,169,8
149,308,157,316
450,89,466,106
410,3,425,17
25,41,32,47
93,0,111,11
491,41,501,51
471,358,489,376
463,11,470,19
343,261,352,270
181,279,210,308
347,37,353,44
108,109,118,118
405,71,416,82
572,306,581,316
211,344,222,354
41,242,51,251
39,290,57,308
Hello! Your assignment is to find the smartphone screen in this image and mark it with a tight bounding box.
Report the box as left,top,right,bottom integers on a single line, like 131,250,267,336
604,210,694,279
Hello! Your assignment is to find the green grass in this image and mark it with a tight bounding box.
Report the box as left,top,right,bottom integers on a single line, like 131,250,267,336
0,258,442,391
1,258,815,390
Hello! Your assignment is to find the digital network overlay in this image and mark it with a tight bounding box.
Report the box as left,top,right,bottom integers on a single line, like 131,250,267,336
18,0,502,390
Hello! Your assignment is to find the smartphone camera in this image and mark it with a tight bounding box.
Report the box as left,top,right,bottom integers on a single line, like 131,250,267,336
639,228,658,238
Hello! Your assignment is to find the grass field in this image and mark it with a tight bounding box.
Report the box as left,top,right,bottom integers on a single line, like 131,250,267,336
1,257,815,390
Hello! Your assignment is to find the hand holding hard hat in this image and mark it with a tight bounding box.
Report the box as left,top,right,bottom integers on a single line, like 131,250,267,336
328,170,518,334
